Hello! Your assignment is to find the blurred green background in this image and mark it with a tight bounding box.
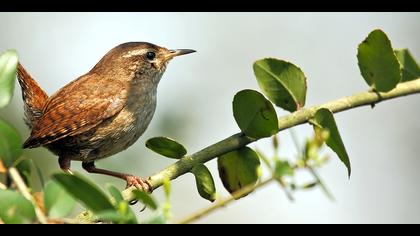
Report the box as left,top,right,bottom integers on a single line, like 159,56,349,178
0,12,419,223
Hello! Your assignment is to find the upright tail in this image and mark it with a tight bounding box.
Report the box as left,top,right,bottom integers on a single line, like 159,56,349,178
17,62,48,129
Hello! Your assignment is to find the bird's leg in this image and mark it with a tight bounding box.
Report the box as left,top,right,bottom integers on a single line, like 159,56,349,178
58,156,74,175
82,161,152,193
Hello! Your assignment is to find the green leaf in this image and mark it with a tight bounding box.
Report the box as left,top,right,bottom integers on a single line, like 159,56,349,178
0,189,35,223
16,159,32,187
146,137,187,159
233,89,278,139
312,108,351,177
32,160,45,187
191,164,216,202
274,160,294,179
15,158,45,187
95,201,138,224
106,184,124,204
394,49,420,82
0,49,18,108
217,147,261,199
51,173,114,213
43,180,76,218
357,29,401,92
0,118,22,167
95,210,132,224
116,201,138,224
253,58,307,112
132,189,158,210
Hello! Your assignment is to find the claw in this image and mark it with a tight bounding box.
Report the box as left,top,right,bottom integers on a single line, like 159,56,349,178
124,175,152,206
124,175,152,193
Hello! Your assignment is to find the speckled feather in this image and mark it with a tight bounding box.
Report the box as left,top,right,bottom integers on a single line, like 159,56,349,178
17,63,48,128
23,74,128,148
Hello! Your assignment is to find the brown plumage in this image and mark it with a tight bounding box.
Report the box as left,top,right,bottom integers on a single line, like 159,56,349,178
22,73,127,149
18,42,195,192
17,62,48,129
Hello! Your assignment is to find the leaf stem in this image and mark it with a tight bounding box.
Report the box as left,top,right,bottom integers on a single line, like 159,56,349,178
289,128,302,153
176,177,274,224
307,167,335,201
289,129,334,200
8,167,47,224
256,149,294,201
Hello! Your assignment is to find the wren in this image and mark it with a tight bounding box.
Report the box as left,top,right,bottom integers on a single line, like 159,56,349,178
17,42,195,192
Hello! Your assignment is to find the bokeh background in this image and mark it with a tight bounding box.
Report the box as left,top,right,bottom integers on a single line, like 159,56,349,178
0,12,419,223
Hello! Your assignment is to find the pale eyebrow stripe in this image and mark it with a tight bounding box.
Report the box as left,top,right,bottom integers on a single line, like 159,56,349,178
122,48,149,58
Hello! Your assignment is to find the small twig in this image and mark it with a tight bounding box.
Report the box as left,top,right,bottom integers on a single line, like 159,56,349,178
8,167,47,224
176,177,274,224
256,148,294,201
307,167,335,201
289,128,334,200
289,128,302,154
274,178,294,201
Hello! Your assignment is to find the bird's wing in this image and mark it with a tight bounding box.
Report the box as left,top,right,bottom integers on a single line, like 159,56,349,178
23,74,127,148
17,62,49,129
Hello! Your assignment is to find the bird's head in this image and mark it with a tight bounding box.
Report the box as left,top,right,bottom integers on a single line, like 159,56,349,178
91,42,195,83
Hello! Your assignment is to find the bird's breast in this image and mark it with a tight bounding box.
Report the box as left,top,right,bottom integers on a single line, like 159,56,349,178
85,87,158,160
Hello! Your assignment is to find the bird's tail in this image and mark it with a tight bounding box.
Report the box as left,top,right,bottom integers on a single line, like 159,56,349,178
17,62,48,129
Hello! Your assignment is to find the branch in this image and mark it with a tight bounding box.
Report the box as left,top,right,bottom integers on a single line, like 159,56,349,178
121,79,420,202
8,167,47,224
176,177,274,224
176,166,333,223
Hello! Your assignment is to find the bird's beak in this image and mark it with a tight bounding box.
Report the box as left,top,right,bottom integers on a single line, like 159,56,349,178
165,49,196,61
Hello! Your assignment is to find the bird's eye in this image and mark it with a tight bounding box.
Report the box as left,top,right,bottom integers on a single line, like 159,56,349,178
146,51,156,60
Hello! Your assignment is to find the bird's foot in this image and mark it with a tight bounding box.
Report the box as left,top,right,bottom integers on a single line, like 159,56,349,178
124,175,152,206
125,175,153,193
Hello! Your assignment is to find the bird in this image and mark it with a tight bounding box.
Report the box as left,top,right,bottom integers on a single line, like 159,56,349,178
17,42,195,192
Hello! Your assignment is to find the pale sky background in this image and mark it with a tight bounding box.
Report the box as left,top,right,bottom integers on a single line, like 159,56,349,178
0,12,419,223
